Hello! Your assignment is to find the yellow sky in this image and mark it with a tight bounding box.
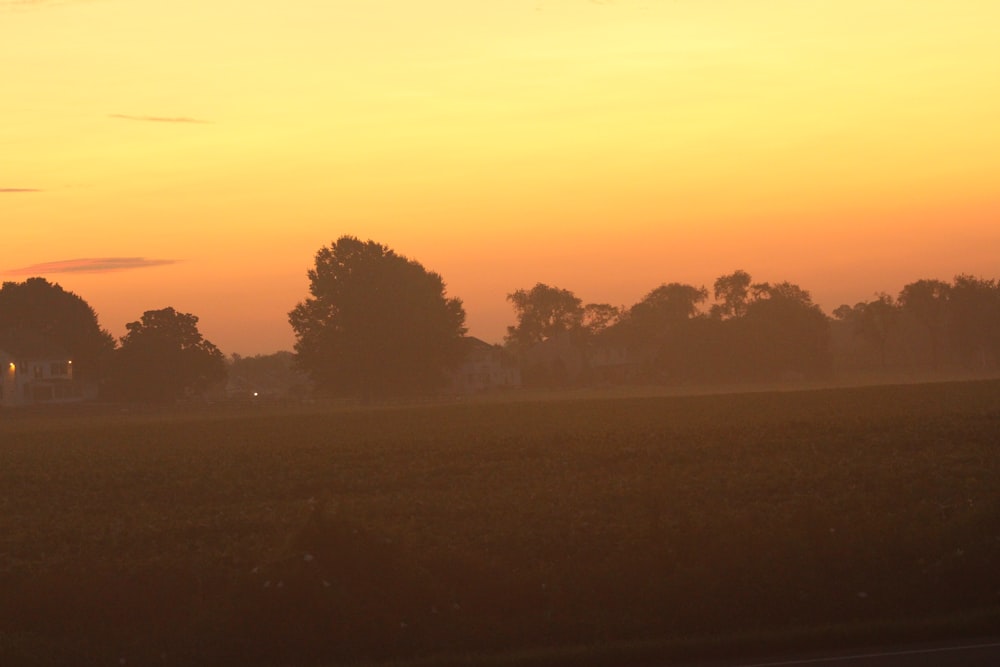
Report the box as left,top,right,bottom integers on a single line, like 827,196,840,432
3,0,999,354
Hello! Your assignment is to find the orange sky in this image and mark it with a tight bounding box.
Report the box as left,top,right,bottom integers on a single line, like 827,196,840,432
4,0,999,355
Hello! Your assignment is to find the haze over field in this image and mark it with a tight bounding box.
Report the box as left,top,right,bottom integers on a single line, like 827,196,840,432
4,0,999,355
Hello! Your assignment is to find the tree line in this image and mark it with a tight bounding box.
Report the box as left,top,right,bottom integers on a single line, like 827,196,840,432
287,237,1000,395
504,270,1000,386
505,274,830,385
833,276,1000,374
0,277,225,402
2,236,998,403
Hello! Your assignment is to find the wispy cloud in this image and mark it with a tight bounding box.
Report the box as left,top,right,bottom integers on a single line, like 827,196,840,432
0,188,42,193
109,114,212,124
6,257,179,275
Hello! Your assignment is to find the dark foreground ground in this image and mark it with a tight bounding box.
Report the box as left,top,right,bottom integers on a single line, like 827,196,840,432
1,379,999,666
685,637,1000,667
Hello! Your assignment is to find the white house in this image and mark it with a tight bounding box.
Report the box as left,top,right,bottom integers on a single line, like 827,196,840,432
0,344,82,408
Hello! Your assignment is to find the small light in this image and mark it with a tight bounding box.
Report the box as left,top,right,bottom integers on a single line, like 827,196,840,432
253,391,259,397
8,363,14,370
68,360,73,365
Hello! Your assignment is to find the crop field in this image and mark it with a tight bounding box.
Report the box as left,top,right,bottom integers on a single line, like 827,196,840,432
2,380,1000,666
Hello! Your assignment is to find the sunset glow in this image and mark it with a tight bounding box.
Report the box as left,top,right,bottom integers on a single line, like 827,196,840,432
5,0,999,354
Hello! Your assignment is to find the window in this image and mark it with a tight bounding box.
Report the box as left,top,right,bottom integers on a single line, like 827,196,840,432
50,362,69,376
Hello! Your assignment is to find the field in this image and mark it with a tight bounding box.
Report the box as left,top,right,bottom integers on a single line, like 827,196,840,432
2,380,1000,666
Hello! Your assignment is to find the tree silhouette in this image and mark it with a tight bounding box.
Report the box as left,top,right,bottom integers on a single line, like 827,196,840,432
834,294,899,369
627,282,708,341
742,281,830,379
0,277,115,382
711,270,752,320
898,279,951,369
109,307,226,402
948,275,1000,370
582,303,621,336
289,236,467,400
505,283,584,351
618,282,709,381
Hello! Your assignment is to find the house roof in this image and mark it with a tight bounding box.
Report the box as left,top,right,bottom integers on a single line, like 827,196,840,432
460,336,497,353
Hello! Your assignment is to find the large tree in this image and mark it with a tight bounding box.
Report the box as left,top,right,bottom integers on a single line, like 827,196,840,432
948,274,1000,369
289,236,467,400
109,307,226,402
834,293,900,369
0,277,115,381
742,281,831,378
898,279,951,369
505,283,584,350
629,282,708,331
621,282,710,379
711,269,752,320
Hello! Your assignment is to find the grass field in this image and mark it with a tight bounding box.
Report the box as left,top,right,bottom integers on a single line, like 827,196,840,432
2,380,999,666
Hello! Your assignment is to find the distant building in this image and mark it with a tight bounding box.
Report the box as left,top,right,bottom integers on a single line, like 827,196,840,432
0,341,83,408
586,341,650,383
450,337,521,394
519,330,656,387
225,351,314,401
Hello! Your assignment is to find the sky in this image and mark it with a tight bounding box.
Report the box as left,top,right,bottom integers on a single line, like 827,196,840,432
3,0,999,355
